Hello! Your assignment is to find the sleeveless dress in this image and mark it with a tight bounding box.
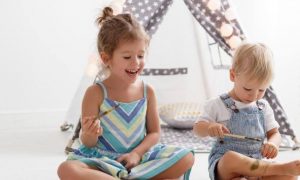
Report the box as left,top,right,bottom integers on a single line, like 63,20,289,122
67,82,193,180
208,94,266,180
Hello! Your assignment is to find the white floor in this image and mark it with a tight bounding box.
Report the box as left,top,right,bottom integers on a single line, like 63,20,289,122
0,112,299,180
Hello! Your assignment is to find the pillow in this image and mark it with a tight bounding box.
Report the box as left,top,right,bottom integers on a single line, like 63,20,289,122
159,103,202,129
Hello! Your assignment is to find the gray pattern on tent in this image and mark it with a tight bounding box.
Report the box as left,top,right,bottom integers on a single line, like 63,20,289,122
123,0,173,36
264,86,296,138
184,0,245,55
142,68,188,76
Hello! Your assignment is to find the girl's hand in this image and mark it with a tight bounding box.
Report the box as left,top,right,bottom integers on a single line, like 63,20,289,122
207,122,230,138
81,115,103,137
261,142,278,159
117,151,141,170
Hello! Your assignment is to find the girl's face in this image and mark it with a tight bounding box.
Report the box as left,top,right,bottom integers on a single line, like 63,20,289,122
230,70,269,104
103,39,147,84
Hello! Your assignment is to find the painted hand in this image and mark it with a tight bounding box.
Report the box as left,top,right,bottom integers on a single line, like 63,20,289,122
207,122,230,138
261,142,278,159
81,115,103,137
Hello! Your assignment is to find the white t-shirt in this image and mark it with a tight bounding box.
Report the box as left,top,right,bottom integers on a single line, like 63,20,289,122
198,96,279,132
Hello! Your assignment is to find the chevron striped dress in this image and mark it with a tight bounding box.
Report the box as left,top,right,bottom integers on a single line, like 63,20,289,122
67,82,193,179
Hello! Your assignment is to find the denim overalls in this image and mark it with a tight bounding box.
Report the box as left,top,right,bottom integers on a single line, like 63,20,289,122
208,94,266,180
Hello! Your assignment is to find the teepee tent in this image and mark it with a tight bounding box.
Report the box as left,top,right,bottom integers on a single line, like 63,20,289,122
61,0,298,144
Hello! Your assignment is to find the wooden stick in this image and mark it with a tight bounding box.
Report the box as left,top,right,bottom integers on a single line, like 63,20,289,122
224,133,262,142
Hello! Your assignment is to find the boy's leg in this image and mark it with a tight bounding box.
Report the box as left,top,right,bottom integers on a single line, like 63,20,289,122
262,175,297,180
151,152,194,180
57,160,115,180
217,151,300,179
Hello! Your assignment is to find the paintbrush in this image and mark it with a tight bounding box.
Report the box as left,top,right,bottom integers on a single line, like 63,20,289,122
65,104,120,154
97,104,120,120
224,133,262,142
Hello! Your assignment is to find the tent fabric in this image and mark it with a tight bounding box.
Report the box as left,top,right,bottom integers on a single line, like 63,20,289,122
122,0,296,139
123,0,173,37
183,0,245,55
264,87,296,138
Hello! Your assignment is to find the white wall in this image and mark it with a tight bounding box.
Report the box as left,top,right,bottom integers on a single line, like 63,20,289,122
0,0,111,114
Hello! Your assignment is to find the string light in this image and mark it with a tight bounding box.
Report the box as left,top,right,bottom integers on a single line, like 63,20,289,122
207,0,221,11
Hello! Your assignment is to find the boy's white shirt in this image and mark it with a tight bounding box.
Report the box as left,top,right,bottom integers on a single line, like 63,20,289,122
198,96,279,132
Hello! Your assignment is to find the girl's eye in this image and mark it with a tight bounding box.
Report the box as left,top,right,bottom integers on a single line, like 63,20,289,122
243,87,251,91
123,56,131,60
259,89,265,92
138,55,144,59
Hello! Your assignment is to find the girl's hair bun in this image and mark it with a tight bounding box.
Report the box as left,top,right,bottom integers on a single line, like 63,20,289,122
96,7,114,26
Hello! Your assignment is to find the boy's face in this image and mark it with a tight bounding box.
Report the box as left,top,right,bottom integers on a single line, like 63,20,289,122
230,69,269,104
102,39,146,84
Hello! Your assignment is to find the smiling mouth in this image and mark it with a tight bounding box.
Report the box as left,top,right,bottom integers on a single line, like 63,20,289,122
125,69,139,74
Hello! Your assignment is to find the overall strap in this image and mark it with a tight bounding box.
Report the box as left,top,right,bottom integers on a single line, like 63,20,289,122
256,100,266,134
96,82,108,98
220,93,239,113
256,100,265,111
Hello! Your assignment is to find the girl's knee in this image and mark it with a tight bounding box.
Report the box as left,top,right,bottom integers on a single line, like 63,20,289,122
57,161,75,178
184,152,195,169
57,161,81,179
57,161,68,178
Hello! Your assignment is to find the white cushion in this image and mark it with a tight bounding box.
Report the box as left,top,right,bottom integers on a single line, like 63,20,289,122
159,103,202,129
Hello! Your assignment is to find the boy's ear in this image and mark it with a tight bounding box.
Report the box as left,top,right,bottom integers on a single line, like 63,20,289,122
229,69,235,82
100,52,109,65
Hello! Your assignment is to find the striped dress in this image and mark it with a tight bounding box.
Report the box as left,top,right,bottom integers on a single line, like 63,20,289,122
67,82,193,179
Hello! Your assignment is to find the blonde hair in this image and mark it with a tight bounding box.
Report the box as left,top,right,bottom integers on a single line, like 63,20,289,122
96,7,150,58
232,42,274,85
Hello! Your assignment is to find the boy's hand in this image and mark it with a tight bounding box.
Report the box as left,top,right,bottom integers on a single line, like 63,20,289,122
117,151,141,170
207,122,230,138
261,142,278,159
81,116,103,137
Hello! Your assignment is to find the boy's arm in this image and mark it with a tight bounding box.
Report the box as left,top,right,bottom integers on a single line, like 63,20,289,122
131,84,160,157
261,100,281,158
193,121,211,137
261,128,281,159
193,121,230,138
266,128,281,148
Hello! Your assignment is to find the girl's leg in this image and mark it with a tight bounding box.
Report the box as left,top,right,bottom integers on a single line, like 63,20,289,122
57,160,115,180
217,151,300,180
151,152,194,180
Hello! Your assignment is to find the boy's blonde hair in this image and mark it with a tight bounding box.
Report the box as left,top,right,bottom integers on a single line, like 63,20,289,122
232,42,274,85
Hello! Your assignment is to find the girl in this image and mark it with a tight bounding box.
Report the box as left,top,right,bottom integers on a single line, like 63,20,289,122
57,7,194,180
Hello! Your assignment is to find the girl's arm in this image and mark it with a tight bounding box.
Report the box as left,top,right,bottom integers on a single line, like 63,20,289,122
131,85,160,157
80,85,103,147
